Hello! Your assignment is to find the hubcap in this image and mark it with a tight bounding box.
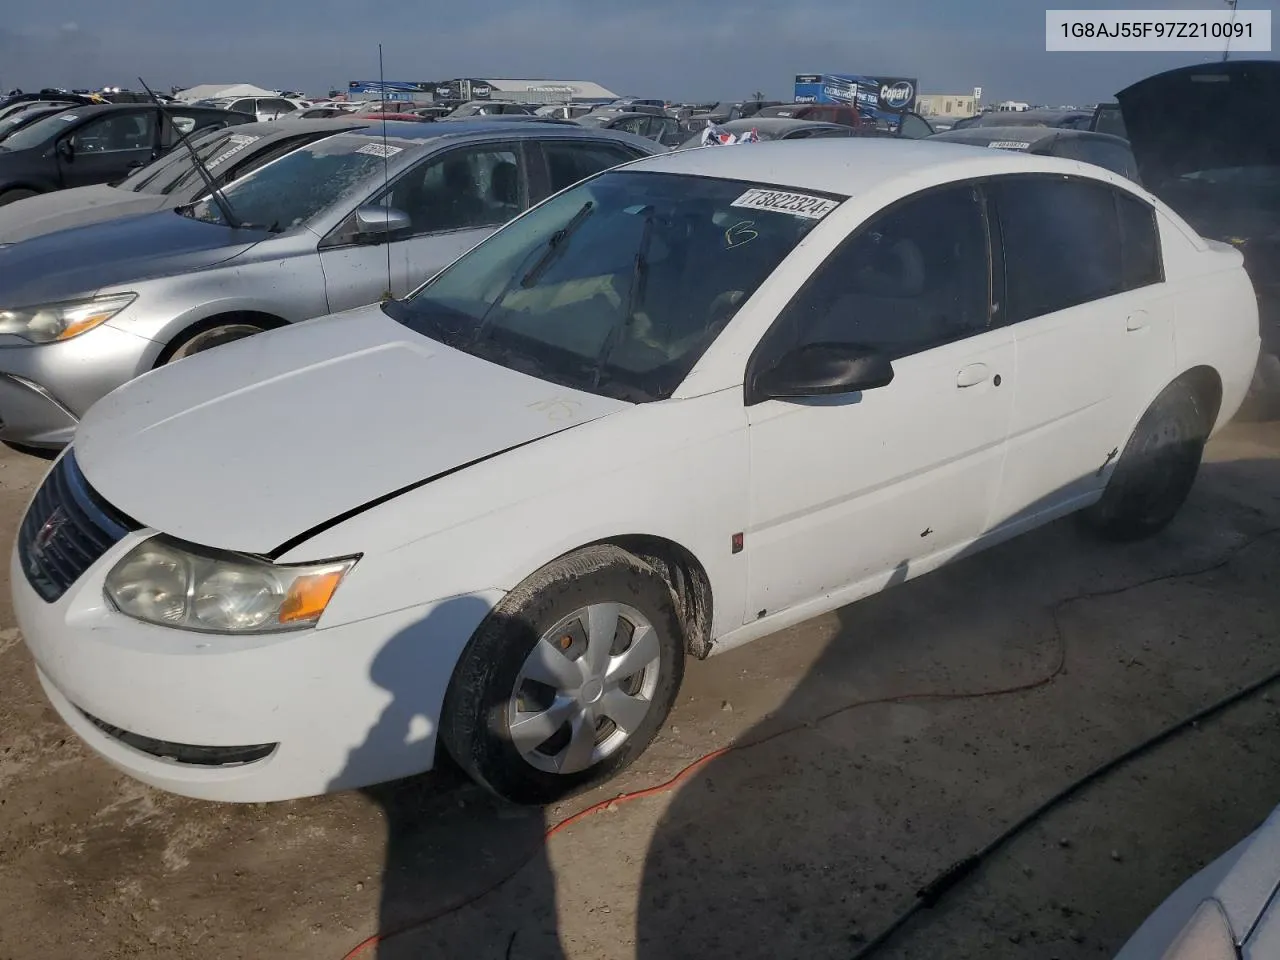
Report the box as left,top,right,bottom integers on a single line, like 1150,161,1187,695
508,602,661,775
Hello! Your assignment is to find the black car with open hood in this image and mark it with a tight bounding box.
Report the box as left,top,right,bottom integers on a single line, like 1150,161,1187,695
1117,60,1280,410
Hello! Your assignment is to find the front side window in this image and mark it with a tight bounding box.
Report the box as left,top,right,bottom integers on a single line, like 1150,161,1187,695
761,183,991,363
184,133,410,231
386,171,843,401
993,176,1125,322
379,144,524,234
69,111,156,153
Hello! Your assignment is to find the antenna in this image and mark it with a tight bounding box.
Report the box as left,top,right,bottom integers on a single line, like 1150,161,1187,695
138,76,241,229
379,43,393,300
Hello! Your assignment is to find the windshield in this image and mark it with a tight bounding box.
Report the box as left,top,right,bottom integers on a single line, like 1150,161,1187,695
183,131,409,231
0,109,79,151
0,110,57,142
385,170,843,402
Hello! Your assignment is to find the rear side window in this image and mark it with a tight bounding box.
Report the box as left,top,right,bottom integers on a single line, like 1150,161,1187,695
993,176,1123,322
543,140,643,194
1116,192,1162,290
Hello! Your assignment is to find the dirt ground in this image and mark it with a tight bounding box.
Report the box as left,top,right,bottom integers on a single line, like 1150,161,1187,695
2,421,1280,960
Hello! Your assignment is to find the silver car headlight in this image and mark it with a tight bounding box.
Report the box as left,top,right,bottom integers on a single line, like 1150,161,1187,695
1161,899,1238,960
0,292,137,344
104,536,358,633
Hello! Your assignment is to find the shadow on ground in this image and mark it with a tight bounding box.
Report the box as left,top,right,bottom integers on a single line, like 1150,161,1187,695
633,453,1280,960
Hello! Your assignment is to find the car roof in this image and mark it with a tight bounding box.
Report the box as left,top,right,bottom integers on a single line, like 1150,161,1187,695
352,118,649,143
218,116,371,137
715,117,844,133
631,137,1086,194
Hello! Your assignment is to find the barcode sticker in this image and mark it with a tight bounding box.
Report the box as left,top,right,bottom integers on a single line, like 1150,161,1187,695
731,188,840,220
357,143,403,158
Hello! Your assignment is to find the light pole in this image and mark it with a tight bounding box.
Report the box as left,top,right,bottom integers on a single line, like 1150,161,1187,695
1223,0,1239,61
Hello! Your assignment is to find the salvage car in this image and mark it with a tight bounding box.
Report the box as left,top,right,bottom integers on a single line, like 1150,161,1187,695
12,139,1259,804
577,111,685,147
0,117,368,243
0,120,661,449
929,126,1139,180
1116,60,1280,414
0,103,250,206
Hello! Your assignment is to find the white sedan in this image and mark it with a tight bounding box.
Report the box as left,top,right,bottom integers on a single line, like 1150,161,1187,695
13,139,1260,805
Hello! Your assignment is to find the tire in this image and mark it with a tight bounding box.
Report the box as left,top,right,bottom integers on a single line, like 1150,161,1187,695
0,189,37,207
1079,380,1208,542
441,544,686,805
164,322,268,362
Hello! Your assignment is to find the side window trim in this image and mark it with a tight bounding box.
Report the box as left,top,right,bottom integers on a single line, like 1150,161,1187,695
744,178,997,405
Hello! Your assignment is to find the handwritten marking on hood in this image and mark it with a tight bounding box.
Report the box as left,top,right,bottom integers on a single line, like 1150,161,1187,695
529,397,583,421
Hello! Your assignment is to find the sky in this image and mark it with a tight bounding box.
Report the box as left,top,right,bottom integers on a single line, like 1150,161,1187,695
1,0,1274,104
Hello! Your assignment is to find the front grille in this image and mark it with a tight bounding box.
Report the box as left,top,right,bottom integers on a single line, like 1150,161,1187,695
79,708,277,766
19,451,141,602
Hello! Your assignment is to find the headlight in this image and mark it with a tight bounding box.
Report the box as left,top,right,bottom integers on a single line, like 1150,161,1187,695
0,293,136,344
104,536,358,633
1161,899,1238,960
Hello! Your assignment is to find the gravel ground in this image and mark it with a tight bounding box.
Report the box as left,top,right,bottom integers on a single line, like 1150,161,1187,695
1,421,1278,960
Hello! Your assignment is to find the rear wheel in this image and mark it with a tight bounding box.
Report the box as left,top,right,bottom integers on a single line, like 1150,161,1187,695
0,189,37,207
1079,380,1208,541
441,545,685,805
164,322,268,363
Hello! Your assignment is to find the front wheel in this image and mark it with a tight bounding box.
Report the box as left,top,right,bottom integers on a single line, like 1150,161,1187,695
441,545,686,805
1079,381,1208,541
164,322,268,362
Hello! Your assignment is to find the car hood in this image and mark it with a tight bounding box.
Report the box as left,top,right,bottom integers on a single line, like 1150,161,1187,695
74,304,631,555
0,209,270,306
1116,60,1280,188
0,184,172,244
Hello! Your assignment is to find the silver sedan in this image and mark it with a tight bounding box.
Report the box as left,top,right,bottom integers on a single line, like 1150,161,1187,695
0,119,660,450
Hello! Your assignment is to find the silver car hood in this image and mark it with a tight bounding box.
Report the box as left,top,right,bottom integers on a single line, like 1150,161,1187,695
0,209,270,306
0,184,173,244
74,304,629,555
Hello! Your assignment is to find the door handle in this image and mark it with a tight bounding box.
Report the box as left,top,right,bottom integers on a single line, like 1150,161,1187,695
1126,310,1149,332
956,363,990,388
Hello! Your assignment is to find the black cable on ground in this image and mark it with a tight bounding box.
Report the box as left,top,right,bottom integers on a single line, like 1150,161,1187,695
849,526,1280,960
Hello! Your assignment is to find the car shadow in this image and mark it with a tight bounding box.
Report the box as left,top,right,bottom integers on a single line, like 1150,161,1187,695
329,598,568,960
633,451,1280,959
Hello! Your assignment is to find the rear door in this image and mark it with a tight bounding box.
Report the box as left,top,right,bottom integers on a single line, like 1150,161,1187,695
987,174,1174,529
57,109,160,187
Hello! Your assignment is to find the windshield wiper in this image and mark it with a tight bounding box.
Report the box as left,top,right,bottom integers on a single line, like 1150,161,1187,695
138,76,242,229
520,201,593,288
591,204,654,390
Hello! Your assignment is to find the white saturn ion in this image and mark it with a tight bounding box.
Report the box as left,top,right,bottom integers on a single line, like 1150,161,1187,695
13,139,1260,805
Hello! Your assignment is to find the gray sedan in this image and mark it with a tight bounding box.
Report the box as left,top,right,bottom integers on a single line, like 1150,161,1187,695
0,119,661,450
928,125,1140,181
0,118,368,243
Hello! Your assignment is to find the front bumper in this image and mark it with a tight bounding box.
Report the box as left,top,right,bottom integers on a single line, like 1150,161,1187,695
0,323,157,447
13,532,501,802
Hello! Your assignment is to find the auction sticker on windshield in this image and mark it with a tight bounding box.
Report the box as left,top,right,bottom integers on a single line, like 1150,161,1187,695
987,141,1032,150
731,188,840,220
357,143,403,158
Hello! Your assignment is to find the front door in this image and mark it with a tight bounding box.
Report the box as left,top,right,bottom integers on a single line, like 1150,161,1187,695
58,109,159,187
745,183,1015,618
987,174,1175,529
317,141,532,312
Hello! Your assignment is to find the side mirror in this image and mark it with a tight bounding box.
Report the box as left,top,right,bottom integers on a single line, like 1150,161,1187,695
56,139,75,162
753,342,894,402
353,205,411,242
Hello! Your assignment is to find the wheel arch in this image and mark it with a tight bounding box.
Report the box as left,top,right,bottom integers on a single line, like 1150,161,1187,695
1175,364,1224,432
153,310,290,366
519,534,716,660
